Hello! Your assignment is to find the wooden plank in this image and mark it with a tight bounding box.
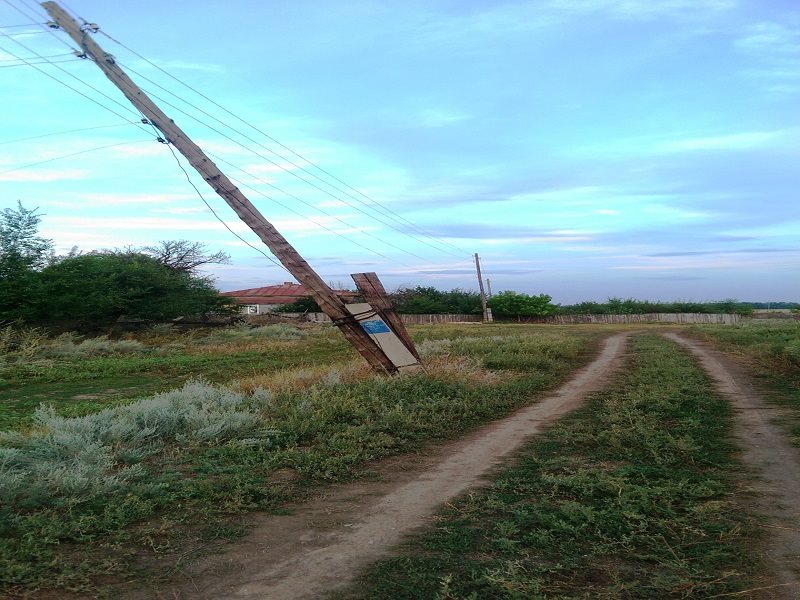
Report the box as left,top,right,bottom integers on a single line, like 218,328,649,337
351,272,420,361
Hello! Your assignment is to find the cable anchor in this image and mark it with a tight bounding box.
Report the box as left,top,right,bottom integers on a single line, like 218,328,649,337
156,137,169,144
72,50,88,59
80,23,100,33
46,21,60,29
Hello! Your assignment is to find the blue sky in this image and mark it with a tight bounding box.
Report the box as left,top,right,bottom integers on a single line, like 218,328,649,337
1,0,798,303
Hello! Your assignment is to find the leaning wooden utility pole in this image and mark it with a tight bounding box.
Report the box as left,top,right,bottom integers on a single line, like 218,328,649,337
474,252,491,323
43,1,407,374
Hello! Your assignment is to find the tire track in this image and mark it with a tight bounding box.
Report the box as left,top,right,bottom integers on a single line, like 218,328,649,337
666,333,800,598
175,332,630,600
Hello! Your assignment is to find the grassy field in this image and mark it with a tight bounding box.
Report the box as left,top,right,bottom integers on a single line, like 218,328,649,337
691,321,800,442
339,335,753,599
0,323,603,598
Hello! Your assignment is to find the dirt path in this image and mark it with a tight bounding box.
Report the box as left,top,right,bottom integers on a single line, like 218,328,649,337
666,333,800,598
142,333,629,600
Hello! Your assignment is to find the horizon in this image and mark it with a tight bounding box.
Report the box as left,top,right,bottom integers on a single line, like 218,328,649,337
1,0,798,304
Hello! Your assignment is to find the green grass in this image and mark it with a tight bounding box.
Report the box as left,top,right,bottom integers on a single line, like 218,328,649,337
690,321,800,443
0,325,601,598
340,335,753,599
0,325,354,429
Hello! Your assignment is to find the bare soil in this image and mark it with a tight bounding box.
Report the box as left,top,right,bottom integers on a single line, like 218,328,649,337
666,333,800,599
132,333,629,600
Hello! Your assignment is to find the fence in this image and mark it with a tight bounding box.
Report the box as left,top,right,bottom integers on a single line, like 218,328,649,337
528,313,742,325
248,312,743,326
272,312,482,324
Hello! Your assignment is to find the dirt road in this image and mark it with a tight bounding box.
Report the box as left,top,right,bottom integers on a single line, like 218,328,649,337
147,333,628,600
667,333,800,599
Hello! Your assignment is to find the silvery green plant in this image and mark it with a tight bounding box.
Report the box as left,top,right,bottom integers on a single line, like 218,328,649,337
0,380,276,507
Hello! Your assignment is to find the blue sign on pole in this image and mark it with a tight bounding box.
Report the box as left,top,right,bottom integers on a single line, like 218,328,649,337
361,319,391,334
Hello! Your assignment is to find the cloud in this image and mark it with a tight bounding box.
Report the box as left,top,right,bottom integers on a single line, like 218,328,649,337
132,58,224,73
735,21,800,94
0,168,89,182
80,192,194,205
414,0,736,47
416,109,472,128
657,131,787,152
735,21,800,55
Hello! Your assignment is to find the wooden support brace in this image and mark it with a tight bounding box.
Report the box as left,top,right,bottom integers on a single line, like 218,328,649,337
351,272,420,361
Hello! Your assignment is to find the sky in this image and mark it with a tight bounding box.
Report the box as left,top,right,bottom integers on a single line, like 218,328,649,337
0,0,798,304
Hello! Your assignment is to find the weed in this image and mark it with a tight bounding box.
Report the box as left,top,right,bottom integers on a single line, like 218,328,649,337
0,325,599,597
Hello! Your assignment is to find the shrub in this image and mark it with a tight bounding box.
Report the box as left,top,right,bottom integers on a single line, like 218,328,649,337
0,380,275,508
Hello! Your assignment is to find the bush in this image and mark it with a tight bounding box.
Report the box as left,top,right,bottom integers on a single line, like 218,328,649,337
0,380,275,508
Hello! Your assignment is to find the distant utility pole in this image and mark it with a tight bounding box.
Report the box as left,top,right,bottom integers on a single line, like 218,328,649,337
486,278,493,299
474,252,491,323
43,1,412,374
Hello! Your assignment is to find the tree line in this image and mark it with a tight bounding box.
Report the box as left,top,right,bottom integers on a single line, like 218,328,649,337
1,203,235,330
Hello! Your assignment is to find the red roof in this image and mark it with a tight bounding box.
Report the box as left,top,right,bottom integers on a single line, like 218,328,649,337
221,282,357,305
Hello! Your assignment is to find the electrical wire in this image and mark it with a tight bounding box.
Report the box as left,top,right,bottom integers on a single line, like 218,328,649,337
216,162,411,266
5,12,433,264
5,5,469,275
0,57,79,67
160,141,291,275
126,75,461,260
0,122,139,146
0,50,73,60
208,152,421,264
0,139,152,176
0,40,151,131
1,0,75,51
97,29,469,257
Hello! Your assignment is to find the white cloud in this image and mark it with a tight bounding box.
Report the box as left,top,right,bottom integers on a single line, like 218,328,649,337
416,108,472,128
658,131,785,152
81,192,194,205
735,21,800,95
133,58,224,73
0,168,89,182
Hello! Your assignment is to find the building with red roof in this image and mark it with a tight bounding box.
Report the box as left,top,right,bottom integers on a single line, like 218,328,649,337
221,282,358,315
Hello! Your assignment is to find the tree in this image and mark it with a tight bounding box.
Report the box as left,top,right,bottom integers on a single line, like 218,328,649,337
273,296,321,313
0,202,55,323
32,252,236,328
0,201,54,270
140,240,230,274
390,286,482,314
489,291,556,320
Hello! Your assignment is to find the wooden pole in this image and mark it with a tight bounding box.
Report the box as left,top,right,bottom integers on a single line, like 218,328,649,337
474,253,489,323
43,1,397,374
486,277,493,298
351,272,420,361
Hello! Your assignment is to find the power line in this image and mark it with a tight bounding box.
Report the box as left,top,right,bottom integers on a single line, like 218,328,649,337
0,122,139,146
0,40,151,131
0,139,152,176
0,50,73,60
160,140,292,275
9,13,452,261
98,29,469,258
124,73,464,259
128,83,410,267
0,0,75,51
0,56,79,67
209,154,425,267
